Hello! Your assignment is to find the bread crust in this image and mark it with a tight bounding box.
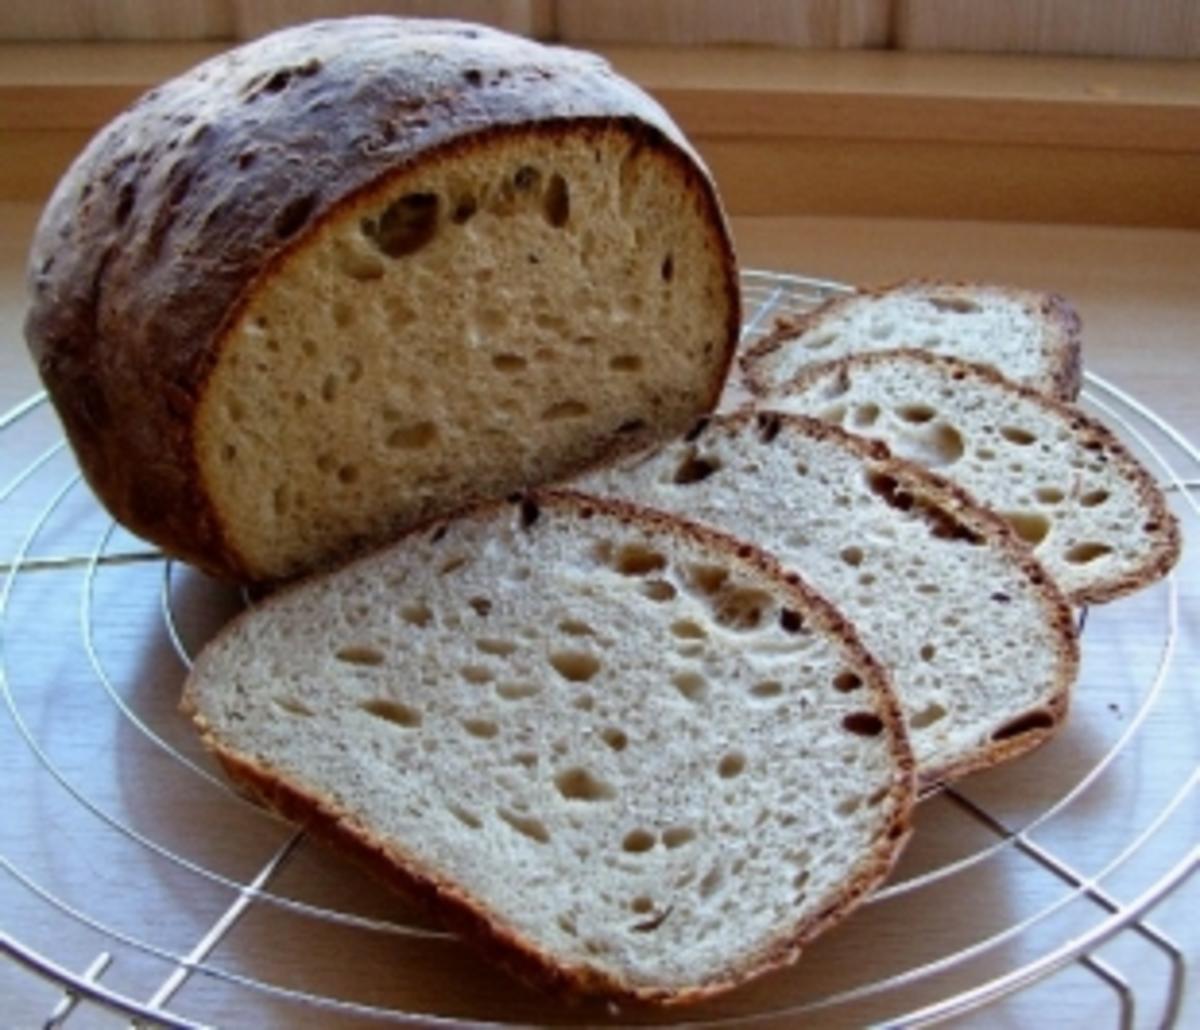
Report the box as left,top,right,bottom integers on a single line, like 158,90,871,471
778,349,1181,606
598,409,1080,788
740,279,1083,402
26,18,739,582
183,490,914,1005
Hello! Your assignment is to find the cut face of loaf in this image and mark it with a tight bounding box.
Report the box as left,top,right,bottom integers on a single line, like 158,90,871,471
579,413,1079,787
25,17,738,583
741,281,1082,402
183,493,913,1004
774,350,1181,604
199,124,734,580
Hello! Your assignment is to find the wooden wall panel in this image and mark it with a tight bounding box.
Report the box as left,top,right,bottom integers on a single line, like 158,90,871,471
232,0,553,40
557,0,889,47
896,0,1200,59
0,0,233,40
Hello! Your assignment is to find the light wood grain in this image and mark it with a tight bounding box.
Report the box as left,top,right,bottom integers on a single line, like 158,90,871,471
231,0,553,39
896,0,1200,59
0,0,234,40
557,0,888,47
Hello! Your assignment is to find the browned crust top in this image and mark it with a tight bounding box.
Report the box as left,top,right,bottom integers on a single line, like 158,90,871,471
777,348,1182,606
740,278,1083,403
617,408,1080,788
184,490,914,1005
26,17,738,582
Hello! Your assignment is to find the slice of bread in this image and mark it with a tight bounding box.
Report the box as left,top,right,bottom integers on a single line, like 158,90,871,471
579,412,1079,787
183,492,913,1004
773,350,1181,605
26,18,738,583
741,280,1081,402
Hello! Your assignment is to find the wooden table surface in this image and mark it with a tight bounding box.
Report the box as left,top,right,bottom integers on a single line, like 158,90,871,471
1,198,1197,1028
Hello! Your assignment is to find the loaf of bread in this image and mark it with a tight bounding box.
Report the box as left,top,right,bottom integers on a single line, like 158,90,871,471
579,411,1079,787
741,280,1082,401
183,492,913,1004
25,17,738,583
773,350,1180,604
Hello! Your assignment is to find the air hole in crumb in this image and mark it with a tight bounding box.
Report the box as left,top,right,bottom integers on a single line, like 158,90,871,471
337,464,359,485
462,718,498,738
273,192,317,239
448,804,482,829
1003,511,1051,546
460,666,492,685
541,400,589,421
929,296,981,314
468,597,493,617
321,374,338,403
688,564,729,596
713,588,773,631
1000,426,1037,446
631,896,654,914
550,651,600,682
363,192,439,258
440,555,469,576
670,619,707,640
497,682,539,701
842,712,884,736
615,544,667,576
361,699,421,728
663,826,695,849
601,727,628,751
1065,541,1113,564
833,671,863,692
499,809,550,844
332,300,354,328
274,696,314,717
555,767,615,802
992,708,1055,740
1036,486,1065,504
840,545,864,567
672,670,709,702
401,602,432,627
386,422,438,450
897,403,937,424
220,443,237,463
661,254,674,281
1080,489,1110,508
911,702,948,729
336,645,385,666
718,752,746,778
751,680,783,699
837,796,862,817
610,354,643,372
779,609,803,633
673,450,720,485
642,579,677,602
559,619,594,636
543,173,570,227
477,638,517,656
622,829,655,853
492,353,527,373
698,866,723,898
853,403,881,428
805,332,837,351
919,643,937,661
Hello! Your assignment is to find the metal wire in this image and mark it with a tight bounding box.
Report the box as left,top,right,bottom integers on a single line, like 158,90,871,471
1,270,1195,1027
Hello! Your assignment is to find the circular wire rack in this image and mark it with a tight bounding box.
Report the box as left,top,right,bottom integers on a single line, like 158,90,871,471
1,269,1197,1028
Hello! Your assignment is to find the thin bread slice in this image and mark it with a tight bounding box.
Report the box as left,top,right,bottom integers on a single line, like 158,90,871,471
772,349,1180,605
183,491,913,1005
741,280,1082,402
579,412,1079,787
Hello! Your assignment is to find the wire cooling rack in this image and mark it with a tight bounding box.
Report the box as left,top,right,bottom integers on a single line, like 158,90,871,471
1,270,1197,1028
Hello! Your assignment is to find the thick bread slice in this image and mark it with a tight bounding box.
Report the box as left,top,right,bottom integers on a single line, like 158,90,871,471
741,280,1082,401
580,413,1079,787
773,350,1181,605
26,17,738,583
183,492,913,1005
